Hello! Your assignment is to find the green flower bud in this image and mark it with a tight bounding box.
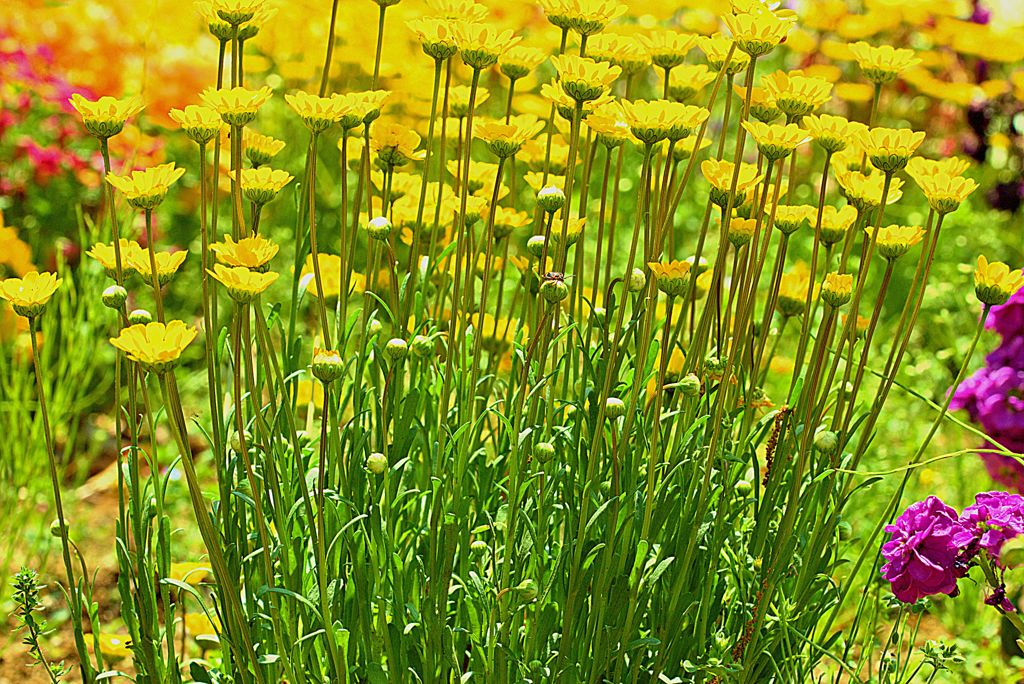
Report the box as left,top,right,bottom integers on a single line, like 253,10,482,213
128,308,152,325
605,397,626,419
627,268,646,293
527,235,546,258
813,429,839,454
411,334,434,358
385,337,408,363
366,451,388,475
534,441,556,463
102,284,128,309
537,186,566,213
366,215,392,240
540,275,569,304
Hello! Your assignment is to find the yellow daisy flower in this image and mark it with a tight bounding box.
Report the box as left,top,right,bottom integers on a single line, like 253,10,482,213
975,256,1024,306
211,235,279,272
0,271,62,318
106,163,186,210
200,86,274,127
168,105,223,144
110,320,198,373
208,264,278,303
69,94,145,139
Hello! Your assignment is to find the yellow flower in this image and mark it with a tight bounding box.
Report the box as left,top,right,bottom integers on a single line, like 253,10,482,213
585,102,632,148
551,55,621,103
493,207,532,239
185,612,221,643
667,64,717,103
371,123,424,167
772,204,813,235
550,217,586,247
723,10,795,57
106,163,185,210
777,268,813,317
818,205,859,245
834,168,905,212
648,260,692,297
698,34,750,75
130,250,188,287
301,254,364,299
913,173,978,214
426,0,488,21
285,91,350,133
211,235,279,272
334,90,390,127
848,42,921,84
87,240,147,279
866,224,925,260
0,271,62,317
449,85,489,118
701,159,763,207
622,100,710,144
905,157,971,181
821,272,853,307
110,321,197,373
741,121,809,161
209,0,265,25
169,562,211,586
539,0,574,30
588,33,649,74
499,46,547,82
638,30,697,71
738,85,781,124
407,17,459,61
451,21,520,70
168,105,222,144
244,129,286,166
70,94,145,139
208,263,278,302
97,633,133,661
230,167,294,205
975,256,1024,306
541,81,613,122
726,216,757,247
563,0,627,37
477,115,545,158
858,127,926,173
200,86,273,127
524,171,566,194
802,114,866,153
760,71,833,117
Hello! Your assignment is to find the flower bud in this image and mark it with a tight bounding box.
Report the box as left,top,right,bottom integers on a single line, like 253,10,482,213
49,519,67,538
366,215,392,240
515,578,539,602
128,308,152,325
627,268,646,293
735,480,753,496
813,429,839,454
367,319,384,339
526,235,546,258
366,451,388,475
537,185,566,213
384,337,408,363
605,397,626,419
312,348,345,383
838,520,853,541
102,284,128,309
534,441,556,463
411,334,433,358
470,539,489,553
540,274,569,304
678,373,701,396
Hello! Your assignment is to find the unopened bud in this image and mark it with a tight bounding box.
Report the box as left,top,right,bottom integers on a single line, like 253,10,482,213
679,373,701,396
366,451,388,474
534,441,556,463
627,268,646,293
537,186,565,213
102,285,128,309
605,397,626,419
540,275,569,304
366,215,392,240
527,235,546,258
128,308,152,325
312,348,344,383
384,337,408,363
813,429,839,454
411,334,433,358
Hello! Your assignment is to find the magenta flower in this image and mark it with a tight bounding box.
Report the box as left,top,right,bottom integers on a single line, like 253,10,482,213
953,491,1024,562
881,496,967,603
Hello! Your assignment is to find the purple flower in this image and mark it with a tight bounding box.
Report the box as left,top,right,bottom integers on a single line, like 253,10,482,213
882,496,966,603
974,367,1024,442
987,286,1024,342
953,491,1024,561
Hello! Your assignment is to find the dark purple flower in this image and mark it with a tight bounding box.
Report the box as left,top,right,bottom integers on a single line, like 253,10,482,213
882,496,966,603
984,584,1015,612
974,367,1024,442
953,491,1024,561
